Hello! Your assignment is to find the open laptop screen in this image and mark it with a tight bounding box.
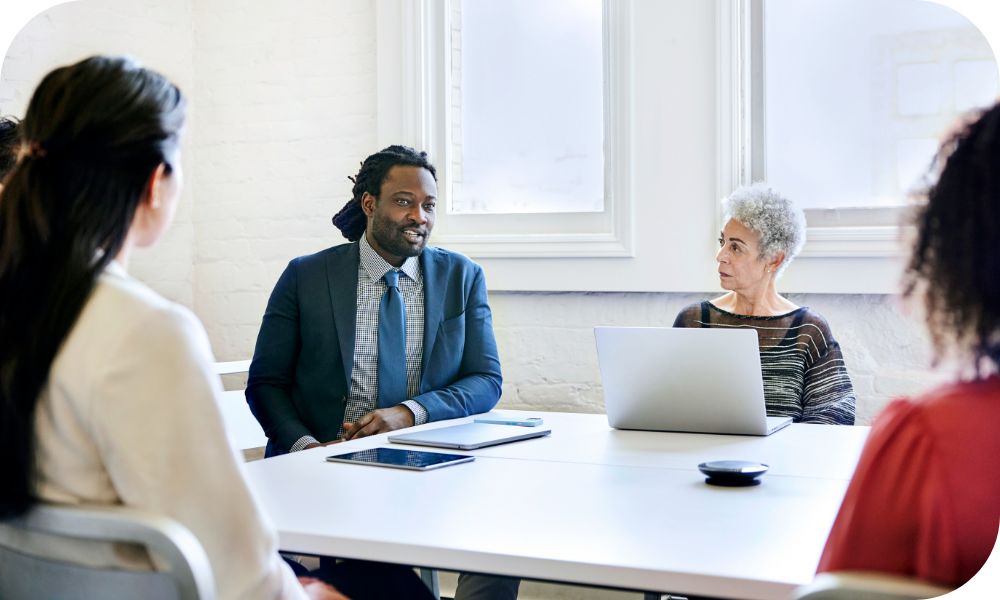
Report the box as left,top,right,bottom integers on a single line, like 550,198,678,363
595,326,789,436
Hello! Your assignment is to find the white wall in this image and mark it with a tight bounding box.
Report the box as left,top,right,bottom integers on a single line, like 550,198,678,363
1,0,947,427
190,0,374,357
491,291,943,426
1,0,196,306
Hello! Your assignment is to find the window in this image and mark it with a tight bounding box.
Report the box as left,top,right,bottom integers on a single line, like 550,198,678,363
720,0,999,258
452,0,604,215
767,0,997,211
376,0,632,258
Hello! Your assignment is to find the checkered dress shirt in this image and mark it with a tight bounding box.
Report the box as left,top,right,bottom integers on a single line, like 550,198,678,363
289,236,428,452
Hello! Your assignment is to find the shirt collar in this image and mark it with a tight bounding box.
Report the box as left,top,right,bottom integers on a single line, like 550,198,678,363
359,234,420,283
104,259,129,279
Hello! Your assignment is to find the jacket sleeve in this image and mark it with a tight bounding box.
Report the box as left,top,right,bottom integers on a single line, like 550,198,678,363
94,305,307,600
246,260,313,453
411,265,502,420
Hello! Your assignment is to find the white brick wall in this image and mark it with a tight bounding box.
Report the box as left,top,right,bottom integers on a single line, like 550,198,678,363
490,290,944,426
1,0,945,439
190,0,373,360
0,0,196,306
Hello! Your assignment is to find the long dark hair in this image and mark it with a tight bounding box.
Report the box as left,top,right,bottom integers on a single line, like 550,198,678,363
332,145,437,241
903,102,1000,374
0,56,186,517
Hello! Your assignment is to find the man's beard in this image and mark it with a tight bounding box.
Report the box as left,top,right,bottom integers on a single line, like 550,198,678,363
370,213,428,258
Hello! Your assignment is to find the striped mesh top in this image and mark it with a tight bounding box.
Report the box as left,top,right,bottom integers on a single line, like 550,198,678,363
673,301,856,425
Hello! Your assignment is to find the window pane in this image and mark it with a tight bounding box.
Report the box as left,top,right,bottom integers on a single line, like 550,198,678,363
764,0,998,210
453,0,603,214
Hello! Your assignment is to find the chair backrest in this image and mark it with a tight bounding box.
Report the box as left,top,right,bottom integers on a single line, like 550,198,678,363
792,572,953,600
213,360,252,375
0,503,215,600
212,360,267,452
217,389,269,451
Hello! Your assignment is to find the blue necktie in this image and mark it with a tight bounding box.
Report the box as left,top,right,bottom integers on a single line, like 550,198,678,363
377,269,407,407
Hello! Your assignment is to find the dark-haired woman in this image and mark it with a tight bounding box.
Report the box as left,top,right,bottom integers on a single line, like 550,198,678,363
0,57,344,600
817,104,1000,588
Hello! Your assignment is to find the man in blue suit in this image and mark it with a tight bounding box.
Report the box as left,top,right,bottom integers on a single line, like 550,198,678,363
247,146,517,600
248,145,501,453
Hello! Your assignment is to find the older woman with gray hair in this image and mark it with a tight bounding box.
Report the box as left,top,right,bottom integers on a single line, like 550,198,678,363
673,183,855,425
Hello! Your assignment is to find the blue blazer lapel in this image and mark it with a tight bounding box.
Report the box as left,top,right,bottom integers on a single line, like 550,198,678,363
420,247,447,380
326,242,360,385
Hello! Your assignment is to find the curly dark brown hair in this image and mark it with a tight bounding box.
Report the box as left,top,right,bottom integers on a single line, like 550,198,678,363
903,102,1000,373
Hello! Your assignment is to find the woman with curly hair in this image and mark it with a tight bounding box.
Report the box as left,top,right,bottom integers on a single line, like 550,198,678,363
673,183,856,425
818,104,1000,587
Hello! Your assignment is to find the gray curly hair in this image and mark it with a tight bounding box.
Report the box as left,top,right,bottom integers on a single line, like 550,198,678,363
722,183,806,277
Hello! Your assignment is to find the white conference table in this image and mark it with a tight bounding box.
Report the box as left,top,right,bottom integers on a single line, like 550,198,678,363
243,410,869,600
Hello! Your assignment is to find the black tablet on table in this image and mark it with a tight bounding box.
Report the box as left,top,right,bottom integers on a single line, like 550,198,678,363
325,447,474,471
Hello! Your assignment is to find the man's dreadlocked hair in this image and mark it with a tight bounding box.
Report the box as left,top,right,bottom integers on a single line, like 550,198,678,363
903,102,1000,374
332,145,437,241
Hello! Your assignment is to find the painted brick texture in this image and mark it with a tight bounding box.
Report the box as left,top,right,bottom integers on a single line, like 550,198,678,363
2,0,943,431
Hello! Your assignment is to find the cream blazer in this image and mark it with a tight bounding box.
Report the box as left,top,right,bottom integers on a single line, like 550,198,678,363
1,262,306,600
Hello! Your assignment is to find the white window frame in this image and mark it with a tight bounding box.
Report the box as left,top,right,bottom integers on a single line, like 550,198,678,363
716,0,903,260
377,0,998,293
375,0,633,259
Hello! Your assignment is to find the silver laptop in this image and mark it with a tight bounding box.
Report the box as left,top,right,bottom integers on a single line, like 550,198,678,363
388,422,552,450
594,326,792,436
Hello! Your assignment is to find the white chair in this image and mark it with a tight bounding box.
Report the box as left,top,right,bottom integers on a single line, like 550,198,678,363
792,572,953,600
217,389,269,451
0,503,215,600
212,360,252,375
213,361,267,452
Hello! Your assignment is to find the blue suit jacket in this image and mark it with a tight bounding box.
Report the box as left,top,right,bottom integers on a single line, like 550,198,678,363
246,242,502,455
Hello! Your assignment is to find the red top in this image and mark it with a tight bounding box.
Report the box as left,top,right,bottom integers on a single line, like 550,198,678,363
818,376,1000,587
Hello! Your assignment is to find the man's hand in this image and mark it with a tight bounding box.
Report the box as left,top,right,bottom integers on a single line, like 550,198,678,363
299,576,351,600
342,405,415,440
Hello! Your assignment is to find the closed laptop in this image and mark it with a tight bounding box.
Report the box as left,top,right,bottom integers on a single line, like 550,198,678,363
388,422,552,450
